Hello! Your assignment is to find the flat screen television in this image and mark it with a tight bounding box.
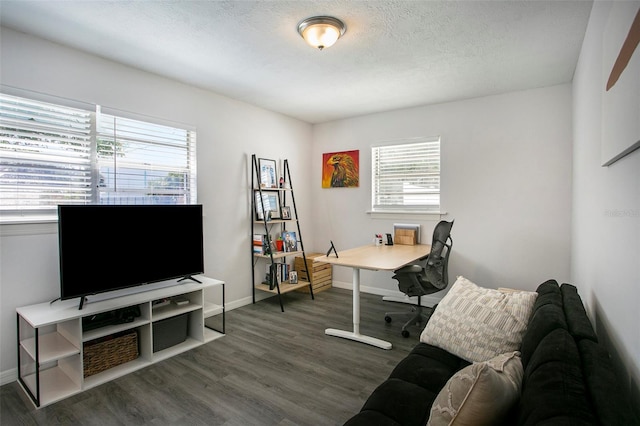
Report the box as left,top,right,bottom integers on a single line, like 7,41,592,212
58,204,204,309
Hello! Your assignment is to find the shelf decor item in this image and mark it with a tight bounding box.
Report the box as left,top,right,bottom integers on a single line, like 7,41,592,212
281,206,291,219
282,231,298,252
258,158,278,188
254,190,281,220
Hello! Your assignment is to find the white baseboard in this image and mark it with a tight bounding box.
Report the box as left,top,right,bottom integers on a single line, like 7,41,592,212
1,368,17,386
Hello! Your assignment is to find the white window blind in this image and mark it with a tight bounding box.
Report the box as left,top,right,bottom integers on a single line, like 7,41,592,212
0,93,198,223
372,138,440,212
0,94,92,220
96,109,197,205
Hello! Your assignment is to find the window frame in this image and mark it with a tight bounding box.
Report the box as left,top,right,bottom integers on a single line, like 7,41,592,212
370,137,441,216
0,91,197,224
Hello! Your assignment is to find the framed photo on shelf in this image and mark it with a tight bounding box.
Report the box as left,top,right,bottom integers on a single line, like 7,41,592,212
282,230,298,252
281,206,291,220
254,190,281,220
258,158,278,188
289,271,298,284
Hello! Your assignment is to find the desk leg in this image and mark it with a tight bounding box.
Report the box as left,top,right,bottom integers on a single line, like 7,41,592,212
353,268,360,335
325,268,392,350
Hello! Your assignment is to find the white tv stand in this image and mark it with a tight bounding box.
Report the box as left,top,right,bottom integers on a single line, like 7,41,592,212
16,275,224,408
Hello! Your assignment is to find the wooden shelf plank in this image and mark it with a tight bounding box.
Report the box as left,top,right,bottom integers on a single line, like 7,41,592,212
21,332,80,363
203,328,225,343
82,318,149,342
21,366,80,408
83,357,150,390
152,303,201,322
203,302,224,317
254,251,302,260
255,280,311,294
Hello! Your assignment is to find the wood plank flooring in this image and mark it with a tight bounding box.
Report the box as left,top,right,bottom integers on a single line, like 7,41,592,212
1,288,425,426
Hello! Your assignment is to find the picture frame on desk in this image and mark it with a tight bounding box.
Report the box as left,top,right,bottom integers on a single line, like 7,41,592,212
258,158,278,188
254,190,281,220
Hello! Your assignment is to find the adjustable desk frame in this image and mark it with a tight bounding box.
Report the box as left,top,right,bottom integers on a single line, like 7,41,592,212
316,243,431,350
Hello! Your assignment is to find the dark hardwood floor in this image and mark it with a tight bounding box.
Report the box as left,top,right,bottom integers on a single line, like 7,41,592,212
1,288,422,425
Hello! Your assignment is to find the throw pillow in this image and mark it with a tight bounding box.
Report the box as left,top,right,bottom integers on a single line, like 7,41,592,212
420,276,537,362
427,351,523,426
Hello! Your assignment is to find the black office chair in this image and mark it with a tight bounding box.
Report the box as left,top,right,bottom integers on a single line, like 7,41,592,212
384,220,454,337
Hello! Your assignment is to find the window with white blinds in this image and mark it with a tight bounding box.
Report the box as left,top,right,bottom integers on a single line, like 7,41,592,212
0,94,197,222
371,138,441,212
96,109,197,205
0,94,93,220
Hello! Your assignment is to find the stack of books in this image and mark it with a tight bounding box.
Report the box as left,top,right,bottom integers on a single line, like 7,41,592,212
253,234,267,255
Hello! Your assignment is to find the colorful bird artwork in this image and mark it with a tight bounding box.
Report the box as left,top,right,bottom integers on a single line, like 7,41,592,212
322,150,359,188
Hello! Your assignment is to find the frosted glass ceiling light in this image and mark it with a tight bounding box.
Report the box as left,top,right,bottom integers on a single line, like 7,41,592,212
297,16,346,50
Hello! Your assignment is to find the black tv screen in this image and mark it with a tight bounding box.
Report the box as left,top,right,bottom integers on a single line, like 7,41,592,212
58,205,204,304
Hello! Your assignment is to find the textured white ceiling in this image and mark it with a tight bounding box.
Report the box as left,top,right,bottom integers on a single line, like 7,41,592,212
0,0,593,123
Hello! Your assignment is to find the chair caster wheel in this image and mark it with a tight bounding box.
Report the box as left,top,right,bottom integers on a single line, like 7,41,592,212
401,330,410,338
384,315,392,323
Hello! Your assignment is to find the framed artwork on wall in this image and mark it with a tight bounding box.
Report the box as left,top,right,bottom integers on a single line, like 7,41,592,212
322,150,359,188
259,158,278,188
601,4,640,166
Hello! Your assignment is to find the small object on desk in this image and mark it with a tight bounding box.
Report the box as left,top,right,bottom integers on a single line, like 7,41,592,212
172,297,189,306
385,233,394,245
374,234,383,246
326,240,339,258
394,229,416,245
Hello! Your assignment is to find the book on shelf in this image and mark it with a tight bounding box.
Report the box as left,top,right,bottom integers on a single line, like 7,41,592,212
282,231,298,252
263,263,291,288
279,263,290,282
263,263,277,289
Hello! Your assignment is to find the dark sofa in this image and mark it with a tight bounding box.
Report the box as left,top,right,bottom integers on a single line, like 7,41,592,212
344,280,636,425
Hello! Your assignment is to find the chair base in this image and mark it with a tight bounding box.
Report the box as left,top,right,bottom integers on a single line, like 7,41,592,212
384,305,435,338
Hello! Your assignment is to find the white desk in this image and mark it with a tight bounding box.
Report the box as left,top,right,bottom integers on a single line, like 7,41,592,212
316,243,431,350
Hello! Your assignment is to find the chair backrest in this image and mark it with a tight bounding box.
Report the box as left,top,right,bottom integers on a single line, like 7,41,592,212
429,220,454,259
424,220,454,289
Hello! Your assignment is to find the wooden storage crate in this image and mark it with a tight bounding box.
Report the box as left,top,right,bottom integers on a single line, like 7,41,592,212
83,330,139,377
394,229,417,245
294,253,332,294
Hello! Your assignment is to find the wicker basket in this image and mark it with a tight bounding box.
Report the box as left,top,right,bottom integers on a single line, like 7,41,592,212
83,330,139,377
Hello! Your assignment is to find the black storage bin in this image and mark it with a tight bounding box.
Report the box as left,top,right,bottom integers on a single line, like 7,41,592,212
153,313,188,352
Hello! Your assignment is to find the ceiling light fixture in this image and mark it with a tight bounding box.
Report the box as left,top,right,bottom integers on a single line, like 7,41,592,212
297,16,346,50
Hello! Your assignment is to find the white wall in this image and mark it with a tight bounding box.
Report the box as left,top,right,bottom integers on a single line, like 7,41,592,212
311,86,573,295
572,2,640,415
0,28,313,379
